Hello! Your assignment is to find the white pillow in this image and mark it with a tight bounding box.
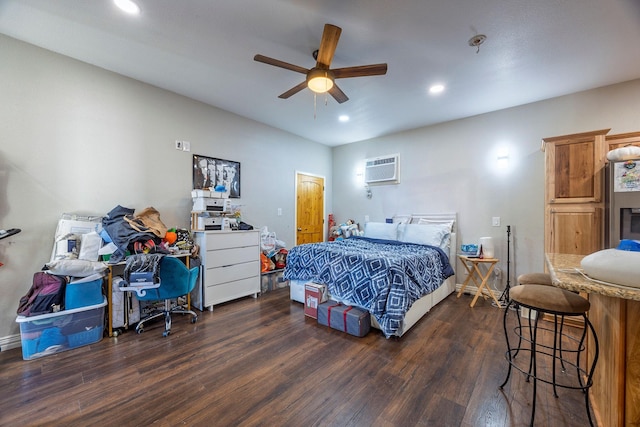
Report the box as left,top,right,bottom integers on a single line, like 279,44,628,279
45,259,108,277
606,146,640,162
364,222,399,240
399,223,450,250
417,218,454,232
79,231,103,261
581,249,640,288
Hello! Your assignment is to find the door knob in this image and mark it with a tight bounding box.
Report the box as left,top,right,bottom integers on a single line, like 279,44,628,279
297,228,302,231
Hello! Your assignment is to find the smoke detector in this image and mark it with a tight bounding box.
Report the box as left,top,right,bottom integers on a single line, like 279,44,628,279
468,34,487,53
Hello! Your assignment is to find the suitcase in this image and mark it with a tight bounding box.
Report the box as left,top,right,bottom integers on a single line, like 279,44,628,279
317,300,370,337
112,276,140,328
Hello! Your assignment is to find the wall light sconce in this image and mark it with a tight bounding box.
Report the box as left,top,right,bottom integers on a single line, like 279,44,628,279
365,184,372,199
497,148,509,169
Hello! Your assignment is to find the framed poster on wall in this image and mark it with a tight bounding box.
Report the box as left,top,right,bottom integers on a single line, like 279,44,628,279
192,154,241,198
613,160,640,192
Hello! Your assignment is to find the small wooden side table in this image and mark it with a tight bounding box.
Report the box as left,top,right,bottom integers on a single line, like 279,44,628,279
457,255,501,307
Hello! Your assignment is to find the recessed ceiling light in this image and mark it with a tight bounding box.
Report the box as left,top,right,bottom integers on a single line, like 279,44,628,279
114,0,141,15
429,84,445,95
338,115,350,122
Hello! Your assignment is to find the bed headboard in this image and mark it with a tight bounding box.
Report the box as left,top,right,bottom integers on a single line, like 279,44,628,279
393,212,458,262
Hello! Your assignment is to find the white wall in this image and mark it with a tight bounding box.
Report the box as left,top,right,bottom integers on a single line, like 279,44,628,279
0,35,332,341
332,79,640,289
3,31,640,346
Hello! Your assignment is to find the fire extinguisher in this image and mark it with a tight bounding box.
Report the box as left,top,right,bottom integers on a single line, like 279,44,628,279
328,214,335,241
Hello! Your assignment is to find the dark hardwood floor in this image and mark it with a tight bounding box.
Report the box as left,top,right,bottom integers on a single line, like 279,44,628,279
0,288,594,426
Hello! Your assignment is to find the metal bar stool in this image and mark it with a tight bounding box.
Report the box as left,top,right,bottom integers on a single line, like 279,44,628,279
515,273,571,371
500,284,599,426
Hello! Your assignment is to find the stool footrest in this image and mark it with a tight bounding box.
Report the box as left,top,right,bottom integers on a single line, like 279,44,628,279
503,348,593,391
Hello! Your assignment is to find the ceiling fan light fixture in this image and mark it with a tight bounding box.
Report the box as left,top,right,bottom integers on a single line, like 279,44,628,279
307,69,334,93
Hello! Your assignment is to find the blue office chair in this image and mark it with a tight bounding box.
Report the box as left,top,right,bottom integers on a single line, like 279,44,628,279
135,256,199,337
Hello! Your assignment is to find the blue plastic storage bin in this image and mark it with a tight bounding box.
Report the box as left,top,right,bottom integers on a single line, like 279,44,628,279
65,276,104,309
16,297,106,360
67,326,103,348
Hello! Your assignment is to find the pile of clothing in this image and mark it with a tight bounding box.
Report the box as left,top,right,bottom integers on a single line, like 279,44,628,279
102,206,169,264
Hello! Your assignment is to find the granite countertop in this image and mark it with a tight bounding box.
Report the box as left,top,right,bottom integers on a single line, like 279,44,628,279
545,253,640,301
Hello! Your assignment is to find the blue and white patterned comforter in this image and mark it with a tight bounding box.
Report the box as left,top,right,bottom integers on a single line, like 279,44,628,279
284,237,455,337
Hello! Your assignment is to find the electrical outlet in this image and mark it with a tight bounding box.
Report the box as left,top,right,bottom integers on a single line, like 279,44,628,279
277,208,282,216
492,217,501,227
182,141,191,152
175,140,182,150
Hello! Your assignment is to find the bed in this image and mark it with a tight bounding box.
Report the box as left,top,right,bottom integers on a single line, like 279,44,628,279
286,213,457,338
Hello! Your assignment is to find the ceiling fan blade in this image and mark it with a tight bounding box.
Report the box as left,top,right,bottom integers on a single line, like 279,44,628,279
328,84,349,104
332,63,388,79
316,24,341,69
278,81,308,99
254,54,309,74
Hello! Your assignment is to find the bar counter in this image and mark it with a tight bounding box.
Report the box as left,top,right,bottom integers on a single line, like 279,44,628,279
545,253,640,427
545,252,640,301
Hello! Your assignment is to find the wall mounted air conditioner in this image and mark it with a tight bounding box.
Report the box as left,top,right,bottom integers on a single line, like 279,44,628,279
364,154,400,184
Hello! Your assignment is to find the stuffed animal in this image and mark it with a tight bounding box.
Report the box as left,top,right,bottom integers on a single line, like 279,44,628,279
329,225,342,241
340,219,360,238
274,248,288,269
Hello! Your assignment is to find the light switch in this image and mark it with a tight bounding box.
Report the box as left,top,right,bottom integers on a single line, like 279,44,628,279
492,217,501,227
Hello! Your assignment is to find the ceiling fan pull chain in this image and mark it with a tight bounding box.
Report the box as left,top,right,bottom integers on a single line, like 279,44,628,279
314,93,317,120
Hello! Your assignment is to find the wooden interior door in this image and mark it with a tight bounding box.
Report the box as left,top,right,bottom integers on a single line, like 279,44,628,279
296,173,324,245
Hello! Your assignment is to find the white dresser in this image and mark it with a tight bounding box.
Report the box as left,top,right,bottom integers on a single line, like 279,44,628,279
191,230,260,311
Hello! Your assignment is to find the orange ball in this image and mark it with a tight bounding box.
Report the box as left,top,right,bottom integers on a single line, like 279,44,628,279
164,231,177,244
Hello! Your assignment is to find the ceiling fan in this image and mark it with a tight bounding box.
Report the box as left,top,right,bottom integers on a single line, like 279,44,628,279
254,23,388,104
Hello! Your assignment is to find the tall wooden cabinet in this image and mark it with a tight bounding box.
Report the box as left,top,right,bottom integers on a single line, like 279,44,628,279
543,129,640,427
606,131,640,151
542,129,609,255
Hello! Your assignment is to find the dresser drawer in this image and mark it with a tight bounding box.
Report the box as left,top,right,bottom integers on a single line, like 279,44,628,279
205,231,258,250
204,261,259,286
205,246,257,267
204,276,260,307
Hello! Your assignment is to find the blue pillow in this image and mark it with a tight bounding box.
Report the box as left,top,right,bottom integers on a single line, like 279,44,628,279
618,239,640,251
